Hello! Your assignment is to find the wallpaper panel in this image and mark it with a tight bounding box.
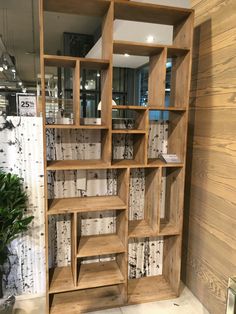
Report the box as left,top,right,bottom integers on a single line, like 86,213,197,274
0,116,168,296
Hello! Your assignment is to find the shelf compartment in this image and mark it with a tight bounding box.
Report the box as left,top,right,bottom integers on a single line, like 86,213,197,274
112,133,147,165
148,110,186,163
48,195,127,215
114,1,193,25
166,50,191,108
77,234,126,258
112,107,148,132
159,167,183,235
49,266,74,294
128,168,160,237
77,260,124,290
44,0,111,17
128,220,157,238
49,285,124,314
128,275,176,304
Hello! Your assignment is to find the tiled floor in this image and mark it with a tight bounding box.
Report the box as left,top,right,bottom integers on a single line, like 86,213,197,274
13,285,209,314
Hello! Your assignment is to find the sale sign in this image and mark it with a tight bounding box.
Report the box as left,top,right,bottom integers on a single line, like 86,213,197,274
17,93,37,116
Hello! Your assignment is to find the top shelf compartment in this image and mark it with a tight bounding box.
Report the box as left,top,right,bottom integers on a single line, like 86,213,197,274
43,0,110,16
43,0,193,26
114,0,193,25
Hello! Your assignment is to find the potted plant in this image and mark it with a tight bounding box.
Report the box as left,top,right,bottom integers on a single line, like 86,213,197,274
0,171,34,314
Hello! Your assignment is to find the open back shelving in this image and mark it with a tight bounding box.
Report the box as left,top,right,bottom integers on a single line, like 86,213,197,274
39,0,194,313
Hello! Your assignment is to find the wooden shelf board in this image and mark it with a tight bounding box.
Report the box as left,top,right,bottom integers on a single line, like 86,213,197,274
112,129,146,134
49,266,74,294
159,222,180,236
113,41,189,57
112,105,147,110
78,261,124,289
45,124,108,129
78,234,125,258
47,160,110,170
50,285,124,314
111,160,145,168
148,106,187,111
147,159,184,168
114,40,164,56
48,195,126,215
128,276,176,305
129,220,157,238
114,1,193,26
43,0,110,17
167,47,190,57
44,54,109,69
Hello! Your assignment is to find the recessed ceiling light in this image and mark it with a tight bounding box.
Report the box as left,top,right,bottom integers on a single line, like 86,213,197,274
11,68,16,73
146,35,155,43
97,73,100,77
124,53,130,57
18,82,23,86
0,66,3,72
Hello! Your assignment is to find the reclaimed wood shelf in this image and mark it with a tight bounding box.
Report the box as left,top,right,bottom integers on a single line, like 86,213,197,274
112,130,146,134
47,160,110,170
48,195,127,215
40,0,193,312
112,105,147,110
50,285,124,314
128,220,156,238
44,54,110,69
77,261,125,289
77,234,126,258
45,124,108,129
128,276,176,304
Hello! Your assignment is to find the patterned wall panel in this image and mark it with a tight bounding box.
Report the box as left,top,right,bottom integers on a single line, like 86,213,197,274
0,115,168,296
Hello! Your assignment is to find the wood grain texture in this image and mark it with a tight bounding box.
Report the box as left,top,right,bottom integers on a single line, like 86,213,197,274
183,1,236,314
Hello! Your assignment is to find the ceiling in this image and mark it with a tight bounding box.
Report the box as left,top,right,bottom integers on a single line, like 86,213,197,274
0,0,189,88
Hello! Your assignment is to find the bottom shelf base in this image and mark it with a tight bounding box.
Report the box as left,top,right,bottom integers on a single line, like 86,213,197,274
128,275,177,305
50,285,124,314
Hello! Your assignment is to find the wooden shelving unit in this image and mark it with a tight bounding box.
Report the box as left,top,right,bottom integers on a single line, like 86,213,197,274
39,0,193,313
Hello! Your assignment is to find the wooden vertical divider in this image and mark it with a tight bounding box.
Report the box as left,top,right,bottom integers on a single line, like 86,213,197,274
148,48,167,107
71,213,78,286
116,168,129,303
73,60,81,126
38,0,50,313
163,12,194,298
101,2,114,164
144,168,161,233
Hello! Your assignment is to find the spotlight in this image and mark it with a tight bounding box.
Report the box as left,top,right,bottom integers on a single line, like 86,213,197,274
146,35,155,43
0,66,3,72
11,68,16,73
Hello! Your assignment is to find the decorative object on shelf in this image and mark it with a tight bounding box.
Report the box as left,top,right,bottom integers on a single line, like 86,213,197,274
159,153,181,163
0,171,34,312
